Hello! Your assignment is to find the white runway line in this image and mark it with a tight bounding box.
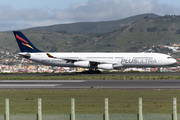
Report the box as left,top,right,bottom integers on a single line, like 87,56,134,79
0,84,62,87
0,80,86,82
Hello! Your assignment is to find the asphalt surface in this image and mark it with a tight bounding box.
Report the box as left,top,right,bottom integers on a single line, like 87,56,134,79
0,72,179,76
0,72,179,89
1,80,180,89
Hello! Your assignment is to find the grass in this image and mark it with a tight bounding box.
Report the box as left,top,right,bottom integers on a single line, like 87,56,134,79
0,89,179,114
0,74,179,114
0,74,180,80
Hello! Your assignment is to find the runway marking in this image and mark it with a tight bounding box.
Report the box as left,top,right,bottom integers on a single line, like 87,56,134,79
0,84,62,87
0,80,86,82
1,80,180,89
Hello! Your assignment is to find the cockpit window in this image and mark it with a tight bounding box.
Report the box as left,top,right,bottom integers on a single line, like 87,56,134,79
167,57,172,59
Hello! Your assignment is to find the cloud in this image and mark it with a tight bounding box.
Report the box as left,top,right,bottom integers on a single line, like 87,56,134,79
62,0,180,21
0,5,50,21
1,0,180,31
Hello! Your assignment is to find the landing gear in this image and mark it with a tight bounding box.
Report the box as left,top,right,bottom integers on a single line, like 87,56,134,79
156,67,161,73
82,70,101,74
91,70,101,74
81,65,102,74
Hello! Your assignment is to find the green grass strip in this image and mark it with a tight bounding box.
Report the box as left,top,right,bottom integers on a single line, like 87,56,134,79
0,89,179,114
0,75,180,80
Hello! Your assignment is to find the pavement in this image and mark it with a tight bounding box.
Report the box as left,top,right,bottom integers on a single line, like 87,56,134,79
1,80,180,89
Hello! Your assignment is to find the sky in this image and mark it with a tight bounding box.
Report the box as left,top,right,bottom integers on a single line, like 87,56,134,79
0,0,180,31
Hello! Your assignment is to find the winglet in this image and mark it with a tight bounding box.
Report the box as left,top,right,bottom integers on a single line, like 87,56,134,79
46,53,56,58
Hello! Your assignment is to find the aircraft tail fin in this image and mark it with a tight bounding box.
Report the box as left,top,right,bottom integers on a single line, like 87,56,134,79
13,31,42,53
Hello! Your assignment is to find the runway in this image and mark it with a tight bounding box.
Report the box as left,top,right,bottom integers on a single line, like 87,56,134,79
0,71,180,76
1,80,180,89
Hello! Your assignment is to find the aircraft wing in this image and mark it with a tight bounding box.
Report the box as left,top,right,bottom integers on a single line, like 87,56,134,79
46,53,119,64
47,53,81,61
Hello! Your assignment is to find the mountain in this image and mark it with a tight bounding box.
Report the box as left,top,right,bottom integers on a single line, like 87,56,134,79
2,13,180,59
24,13,159,33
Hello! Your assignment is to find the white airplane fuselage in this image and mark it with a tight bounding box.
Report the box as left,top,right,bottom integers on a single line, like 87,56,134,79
20,52,177,70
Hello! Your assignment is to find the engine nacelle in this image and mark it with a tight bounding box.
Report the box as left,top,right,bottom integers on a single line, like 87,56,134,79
97,64,113,70
97,64,123,70
113,64,123,69
74,61,90,68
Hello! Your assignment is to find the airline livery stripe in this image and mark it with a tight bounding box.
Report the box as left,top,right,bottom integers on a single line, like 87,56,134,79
16,34,28,43
22,43,34,49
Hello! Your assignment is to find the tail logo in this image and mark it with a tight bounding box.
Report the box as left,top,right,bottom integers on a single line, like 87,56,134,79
15,34,34,50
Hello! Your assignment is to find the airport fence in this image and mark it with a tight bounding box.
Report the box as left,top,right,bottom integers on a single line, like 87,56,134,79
1,98,179,120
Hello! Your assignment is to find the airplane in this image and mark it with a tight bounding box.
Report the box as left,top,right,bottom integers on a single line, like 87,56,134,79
13,31,177,73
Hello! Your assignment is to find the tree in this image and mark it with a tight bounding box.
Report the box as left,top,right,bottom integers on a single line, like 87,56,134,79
50,46,58,52
129,27,134,32
147,27,158,32
144,16,149,19
175,28,180,35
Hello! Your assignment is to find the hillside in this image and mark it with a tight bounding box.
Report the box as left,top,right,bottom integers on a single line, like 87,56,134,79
86,15,180,53
1,14,180,60
24,13,159,33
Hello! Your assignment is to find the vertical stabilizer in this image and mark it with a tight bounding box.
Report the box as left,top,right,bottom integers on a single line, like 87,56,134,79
13,31,42,52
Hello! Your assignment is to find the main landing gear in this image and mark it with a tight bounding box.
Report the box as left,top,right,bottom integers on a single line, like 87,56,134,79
82,70,101,74
156,67,161,73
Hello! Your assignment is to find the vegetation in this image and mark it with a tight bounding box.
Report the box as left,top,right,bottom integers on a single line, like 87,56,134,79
0,74,179,80
0,89,179,114
1,14,180,56
25,13,159,33
0,71,180,80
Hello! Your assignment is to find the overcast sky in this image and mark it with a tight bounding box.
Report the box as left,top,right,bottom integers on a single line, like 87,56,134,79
0,0,180,31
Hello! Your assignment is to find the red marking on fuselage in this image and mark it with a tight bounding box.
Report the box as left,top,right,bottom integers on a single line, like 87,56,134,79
47,53,55,58
16,34,28,44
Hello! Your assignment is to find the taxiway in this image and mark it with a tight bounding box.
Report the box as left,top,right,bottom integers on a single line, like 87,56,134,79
0,80,180,89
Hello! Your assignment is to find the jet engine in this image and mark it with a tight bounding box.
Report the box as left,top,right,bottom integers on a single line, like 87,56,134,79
98,63,123,70
97,64,113,70
113,64,123,68
74,61,90,68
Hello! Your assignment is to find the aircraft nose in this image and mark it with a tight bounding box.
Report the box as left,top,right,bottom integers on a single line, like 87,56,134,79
172,58,177,64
